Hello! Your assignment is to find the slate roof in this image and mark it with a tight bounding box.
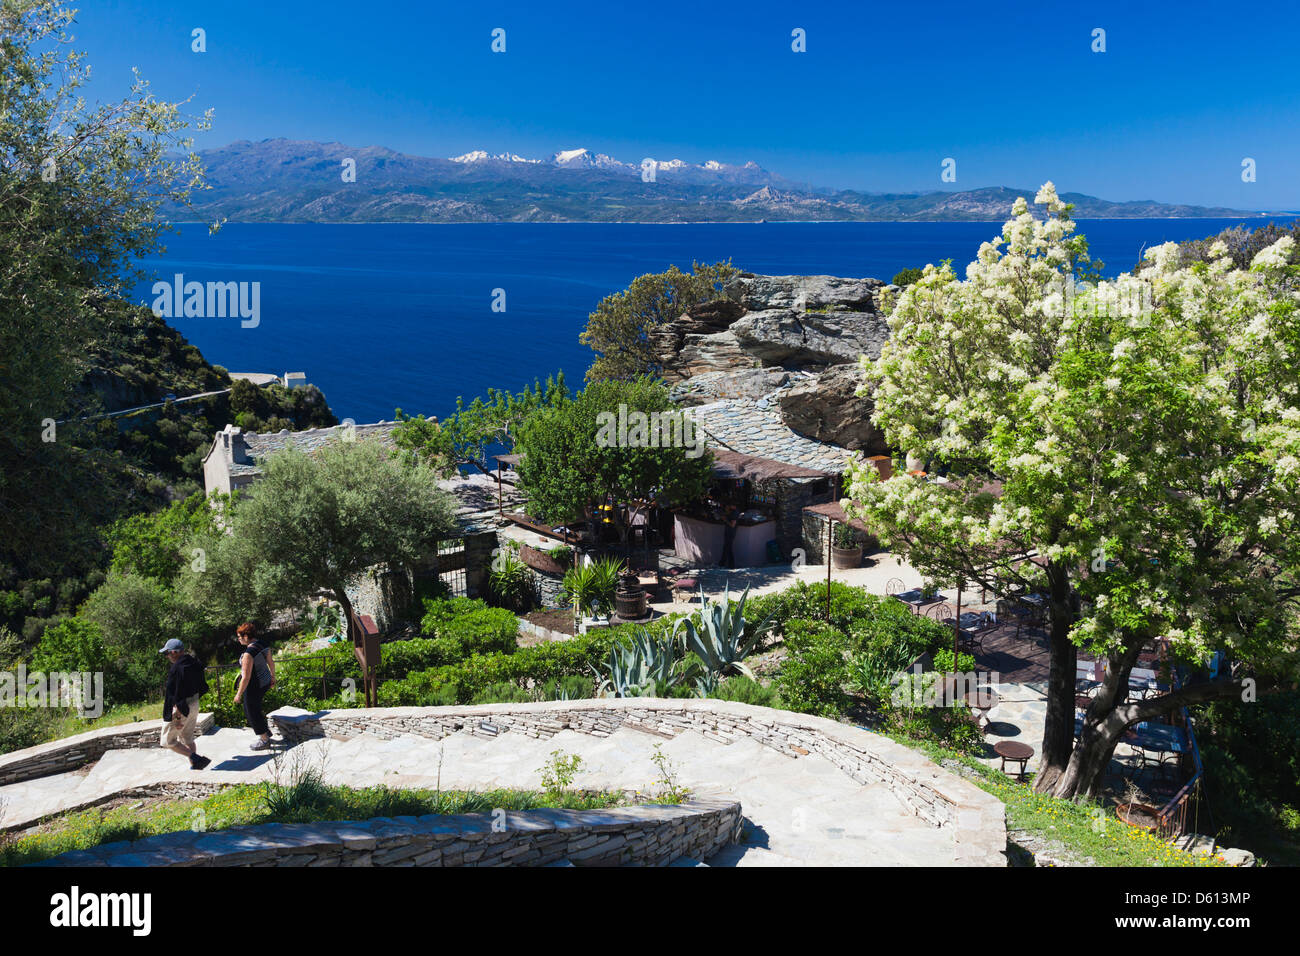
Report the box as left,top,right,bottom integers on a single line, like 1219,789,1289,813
215,421,401,477
693,399,853,475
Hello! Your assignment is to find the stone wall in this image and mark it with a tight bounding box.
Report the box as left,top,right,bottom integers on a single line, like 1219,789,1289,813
0,714,215,786
270,698,1006,865
36,798,743,868
773,477,834,561
3,780,225,835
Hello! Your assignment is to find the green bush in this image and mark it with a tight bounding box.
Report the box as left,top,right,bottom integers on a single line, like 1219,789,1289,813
1195,692,1300,864
749,581,879,634
773,620,852,718
711,676,782,709
377,626,632,707
419,596,519,645
30,618,110,675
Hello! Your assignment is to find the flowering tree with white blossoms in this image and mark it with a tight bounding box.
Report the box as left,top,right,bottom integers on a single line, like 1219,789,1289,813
843,183,1300,800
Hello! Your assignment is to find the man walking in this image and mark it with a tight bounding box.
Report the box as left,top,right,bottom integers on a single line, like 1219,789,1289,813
160,639,211,770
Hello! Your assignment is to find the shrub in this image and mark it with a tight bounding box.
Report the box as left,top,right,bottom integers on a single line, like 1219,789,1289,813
748,581,876,634
30,618,110,675
773,620,852,718
78,572,208,703
711,676,782,709
488,550,535,612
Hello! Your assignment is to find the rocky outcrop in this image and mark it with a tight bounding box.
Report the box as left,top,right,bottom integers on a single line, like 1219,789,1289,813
730,309,889,368
653,273,893,451
670,368,790,406
776,364,887,454
726,274,884,313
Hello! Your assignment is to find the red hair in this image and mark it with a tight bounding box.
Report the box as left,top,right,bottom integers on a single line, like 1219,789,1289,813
236,622,257,639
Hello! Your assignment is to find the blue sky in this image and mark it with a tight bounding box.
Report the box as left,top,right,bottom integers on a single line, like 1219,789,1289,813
71,0,1300,209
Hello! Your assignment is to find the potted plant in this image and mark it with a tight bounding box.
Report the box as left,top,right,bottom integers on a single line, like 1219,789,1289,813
614,569,648,621
830,522,863,569
559,556,623,632
489,547,536,612
1115,782,1160,833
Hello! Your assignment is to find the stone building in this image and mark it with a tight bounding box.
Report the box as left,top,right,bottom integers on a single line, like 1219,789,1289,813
199,419,502,633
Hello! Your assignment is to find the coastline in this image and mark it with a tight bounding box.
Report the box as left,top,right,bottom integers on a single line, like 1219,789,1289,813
169,214,1292,227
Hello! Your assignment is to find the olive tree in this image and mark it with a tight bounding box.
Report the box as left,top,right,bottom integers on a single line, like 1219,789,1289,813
179,437,457,638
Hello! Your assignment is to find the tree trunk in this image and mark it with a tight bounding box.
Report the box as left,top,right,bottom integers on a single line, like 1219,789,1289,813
1050,651,1245,800
1032,565,1078,794
334,586,366,705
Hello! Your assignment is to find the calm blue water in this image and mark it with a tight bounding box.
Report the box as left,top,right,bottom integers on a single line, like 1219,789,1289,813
137,219,1285,422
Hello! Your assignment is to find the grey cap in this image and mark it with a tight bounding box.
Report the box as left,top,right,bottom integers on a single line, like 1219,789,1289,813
159,639,185,654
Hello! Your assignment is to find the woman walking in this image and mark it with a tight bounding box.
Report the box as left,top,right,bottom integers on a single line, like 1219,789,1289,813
232,622,276,750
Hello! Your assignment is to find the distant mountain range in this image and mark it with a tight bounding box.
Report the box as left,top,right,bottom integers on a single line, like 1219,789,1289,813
169,139,1275,224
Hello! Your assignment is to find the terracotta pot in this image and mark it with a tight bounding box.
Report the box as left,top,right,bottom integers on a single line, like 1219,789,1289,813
831,545,863,569
1117,803,1160,833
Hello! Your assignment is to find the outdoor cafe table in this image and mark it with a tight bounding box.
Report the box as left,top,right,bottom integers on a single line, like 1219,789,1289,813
893,589,941,613
957,611,996,652
958,611,995,630
960,688,1000,729
994,741,1035,780
1131,722,1187,770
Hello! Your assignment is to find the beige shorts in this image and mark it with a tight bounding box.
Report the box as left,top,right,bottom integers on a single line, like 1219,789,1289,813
161,695,201,750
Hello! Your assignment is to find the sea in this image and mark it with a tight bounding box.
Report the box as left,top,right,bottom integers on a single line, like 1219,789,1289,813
135,218,1289,423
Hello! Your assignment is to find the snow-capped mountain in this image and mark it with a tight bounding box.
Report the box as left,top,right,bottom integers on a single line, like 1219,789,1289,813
450,150,541,164
173,139,1269,224
548,148,632,170
446,146,769,181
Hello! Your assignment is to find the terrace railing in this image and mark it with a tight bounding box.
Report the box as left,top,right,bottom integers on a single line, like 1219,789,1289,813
1154,677,1205,839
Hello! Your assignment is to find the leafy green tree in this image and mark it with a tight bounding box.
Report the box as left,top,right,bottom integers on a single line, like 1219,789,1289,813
890,267,924,288
179,439,458,640
79,570,201,701
105,492,227,586
30,617,109,675
393,373,569,476
580,261,738,381
845,184,1300,799
0,0,209,569
516,378,712,544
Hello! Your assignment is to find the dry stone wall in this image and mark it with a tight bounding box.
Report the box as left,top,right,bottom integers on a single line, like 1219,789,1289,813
35,798,742,868
0,714,215,786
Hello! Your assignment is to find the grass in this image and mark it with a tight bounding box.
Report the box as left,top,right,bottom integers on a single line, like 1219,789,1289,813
0,779,630,867
0,698,163,755
890,734,1228,867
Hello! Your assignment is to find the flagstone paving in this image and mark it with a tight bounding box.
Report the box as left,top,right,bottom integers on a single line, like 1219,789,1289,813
0,723,964,866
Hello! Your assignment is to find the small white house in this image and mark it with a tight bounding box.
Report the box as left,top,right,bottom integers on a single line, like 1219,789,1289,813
201,420,402,497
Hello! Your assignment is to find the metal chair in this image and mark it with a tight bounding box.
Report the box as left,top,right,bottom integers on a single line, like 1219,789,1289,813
925,603,954,625
885,577,906,598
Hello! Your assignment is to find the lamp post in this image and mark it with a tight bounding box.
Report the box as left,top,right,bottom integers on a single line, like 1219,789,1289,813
826,518,834,622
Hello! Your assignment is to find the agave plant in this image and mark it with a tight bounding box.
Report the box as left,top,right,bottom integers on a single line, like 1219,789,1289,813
594,628,681,698
594,641,649,698
672,584,773,684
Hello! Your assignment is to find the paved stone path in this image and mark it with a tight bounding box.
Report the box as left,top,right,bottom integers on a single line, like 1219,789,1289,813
1,723,961,866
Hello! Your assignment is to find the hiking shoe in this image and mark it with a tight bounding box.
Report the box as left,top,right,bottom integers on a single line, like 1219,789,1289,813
190,754,211,770
250,738,269,751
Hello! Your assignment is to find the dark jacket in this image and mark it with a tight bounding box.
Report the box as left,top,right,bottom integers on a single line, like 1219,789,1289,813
163,654,207,721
